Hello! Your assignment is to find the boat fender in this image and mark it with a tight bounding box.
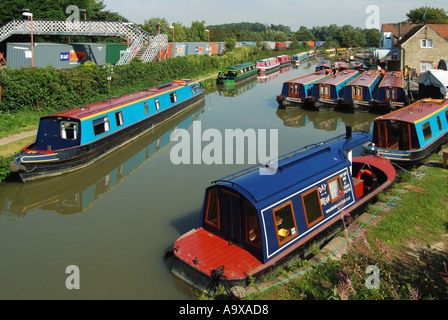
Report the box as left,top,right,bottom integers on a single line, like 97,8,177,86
357,169,378,191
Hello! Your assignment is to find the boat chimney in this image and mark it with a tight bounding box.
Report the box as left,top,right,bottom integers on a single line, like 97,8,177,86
346,126,352,140
346,126,353,174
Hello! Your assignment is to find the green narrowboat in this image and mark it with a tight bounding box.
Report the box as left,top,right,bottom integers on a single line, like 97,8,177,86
217,62,257,85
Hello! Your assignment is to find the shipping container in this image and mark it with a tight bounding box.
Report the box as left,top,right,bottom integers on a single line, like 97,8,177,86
104,43,128,64
260,41,275,50
6,42,107,69
275,42,287,50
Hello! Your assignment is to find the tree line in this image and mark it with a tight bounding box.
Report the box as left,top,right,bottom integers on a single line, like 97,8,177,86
1,2,447,49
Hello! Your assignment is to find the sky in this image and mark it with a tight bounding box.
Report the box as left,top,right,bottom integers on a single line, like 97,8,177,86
103,0,448,31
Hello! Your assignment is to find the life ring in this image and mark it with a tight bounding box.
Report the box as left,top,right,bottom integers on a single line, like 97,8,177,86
357,169,378,191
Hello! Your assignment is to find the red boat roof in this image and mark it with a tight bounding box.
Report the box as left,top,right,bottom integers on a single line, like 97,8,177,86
379,71,404,88
44,79,196,121
346,70,381,87
317,70,358,85
174,228,262,280
286,70,331,85
376,99,448,124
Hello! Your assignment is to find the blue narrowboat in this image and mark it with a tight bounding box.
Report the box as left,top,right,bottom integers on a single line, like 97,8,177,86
362,99,448,164
276,70,332,108
9,79,205,182
370,71,408,114
315,59,331,72
291,52,309,65
339,71,383,113
309,70,359,110
171,129,396,292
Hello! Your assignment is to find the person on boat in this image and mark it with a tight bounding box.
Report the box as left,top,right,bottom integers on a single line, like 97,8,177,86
331,65,337,75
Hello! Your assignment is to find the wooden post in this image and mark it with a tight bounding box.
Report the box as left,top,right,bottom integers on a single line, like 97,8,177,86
442,149,448,169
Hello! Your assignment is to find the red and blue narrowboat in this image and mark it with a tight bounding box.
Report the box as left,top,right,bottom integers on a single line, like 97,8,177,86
276,70,332,108
276,55,291,66
256,57,280,73
309,70,359,110
9,79,205,182
339,71,383,112
370,71,408,114
362,98,448,164
171,129,396,293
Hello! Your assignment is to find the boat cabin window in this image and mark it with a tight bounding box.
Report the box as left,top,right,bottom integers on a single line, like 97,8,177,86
170,92,178,104
437,116,442,131
191,84,200,94
445,110,448,123
155,98,160,110
328,176,344,202
302,188,324,228
422,122,432,141
144,101,149,114
61,121,78,140
93,116,110,136
205,188,220,229
246,201,262,248
272,201,298,246
115,111,124,127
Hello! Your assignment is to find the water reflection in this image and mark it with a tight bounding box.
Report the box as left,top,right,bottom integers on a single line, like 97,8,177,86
0,100,206,219
276,107,374,133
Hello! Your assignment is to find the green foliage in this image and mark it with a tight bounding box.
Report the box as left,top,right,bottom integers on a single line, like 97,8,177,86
406,6,448,24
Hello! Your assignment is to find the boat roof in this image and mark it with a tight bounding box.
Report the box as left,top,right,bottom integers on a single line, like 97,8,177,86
212,130,370,205
224,62,255,70
316,70,358,85
375,98,448,124
43,79,198,121
317,60,330,66
346,70,381,87
379,71,404,88
284,70,330,85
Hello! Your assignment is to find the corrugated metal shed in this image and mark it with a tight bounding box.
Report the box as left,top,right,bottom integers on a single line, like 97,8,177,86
6,42,107,69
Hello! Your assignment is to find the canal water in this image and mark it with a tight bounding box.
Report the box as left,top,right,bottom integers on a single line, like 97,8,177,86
0,60,377,299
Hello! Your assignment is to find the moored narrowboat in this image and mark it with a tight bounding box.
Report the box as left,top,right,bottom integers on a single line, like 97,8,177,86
276,55,291,65
171,129,396,293
276,70,332,108
256,57,280,72
216,62,257,85
291,52,308,65
9,79,205,182
310,70,359,110
339,70,383,113
362,98,448,164
315,60,331,72
370,71,408,114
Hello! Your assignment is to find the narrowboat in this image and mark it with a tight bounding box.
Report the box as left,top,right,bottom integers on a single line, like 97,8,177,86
9,79,205,182
276,70,332,108
276,55,291,66
256,57,280,72
170,129,396,293
333,60,349,72
362,98,448,164
291,53,308,65
216,62,257,85
370,71,408,114
339,71,383,113
309,70,359,110
315,60,331,72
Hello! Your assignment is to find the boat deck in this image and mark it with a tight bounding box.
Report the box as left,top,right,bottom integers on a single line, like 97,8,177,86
379,72,404,88
347,71,380,87
174,228,262,280
318,70,358,85
377,99,448,123
46,80,194,120
286,70,330,84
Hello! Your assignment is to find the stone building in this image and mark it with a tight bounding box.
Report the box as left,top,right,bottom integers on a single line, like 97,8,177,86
397,24,448,74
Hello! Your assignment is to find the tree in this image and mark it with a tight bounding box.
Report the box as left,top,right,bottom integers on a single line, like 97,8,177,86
363,28,382,47
406,6,448,24
294,28,315,41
